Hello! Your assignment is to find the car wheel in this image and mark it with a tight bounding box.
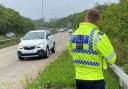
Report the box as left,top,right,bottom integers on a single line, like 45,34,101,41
51,42,55,53
44,47,49,58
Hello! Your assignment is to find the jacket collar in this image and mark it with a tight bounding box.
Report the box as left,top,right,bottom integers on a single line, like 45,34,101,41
79,22,99,30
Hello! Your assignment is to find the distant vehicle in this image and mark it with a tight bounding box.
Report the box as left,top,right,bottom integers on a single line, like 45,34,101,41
63,28,68,31
17,30,55,60
6,32,15,38
68,29,73,36
59,29,64,32
68,29,73,33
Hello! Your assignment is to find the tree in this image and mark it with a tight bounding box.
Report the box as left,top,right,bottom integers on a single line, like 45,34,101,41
0,5,35,35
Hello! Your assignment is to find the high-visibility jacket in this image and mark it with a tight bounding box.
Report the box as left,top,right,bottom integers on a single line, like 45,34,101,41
68,22,116,80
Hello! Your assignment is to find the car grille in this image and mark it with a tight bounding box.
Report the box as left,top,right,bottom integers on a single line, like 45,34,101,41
22,53,37,56
23,46,35,50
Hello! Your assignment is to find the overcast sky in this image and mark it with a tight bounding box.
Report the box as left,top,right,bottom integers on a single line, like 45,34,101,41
0,0,119,20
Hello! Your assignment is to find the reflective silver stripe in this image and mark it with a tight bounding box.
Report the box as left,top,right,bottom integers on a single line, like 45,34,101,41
107,51,116,60
94,34,101,45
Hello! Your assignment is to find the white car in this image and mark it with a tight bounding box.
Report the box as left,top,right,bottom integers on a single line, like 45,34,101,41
59,29,64,32
68,29,73,35
17,30,55,60
68,29,73,33
6,32,15,38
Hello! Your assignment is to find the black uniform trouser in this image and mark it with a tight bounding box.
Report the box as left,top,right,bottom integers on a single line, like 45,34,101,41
76,79,105,89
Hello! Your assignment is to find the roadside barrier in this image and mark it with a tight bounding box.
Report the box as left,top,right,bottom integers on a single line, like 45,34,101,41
0,38,19,45
109,64,128,89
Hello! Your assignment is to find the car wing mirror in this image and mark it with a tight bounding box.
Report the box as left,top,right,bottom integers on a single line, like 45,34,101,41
46,35,48,39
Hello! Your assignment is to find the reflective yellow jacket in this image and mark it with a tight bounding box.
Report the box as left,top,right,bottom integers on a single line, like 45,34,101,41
68,22,116,80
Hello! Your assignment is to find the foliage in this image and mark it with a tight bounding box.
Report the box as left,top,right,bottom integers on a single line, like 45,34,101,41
44,4,107,30
45,1,128,65
33,19,45,28
0,5,35,35
27,50,75,89
26,50,119,89
100,1,128,65
46,12,85,30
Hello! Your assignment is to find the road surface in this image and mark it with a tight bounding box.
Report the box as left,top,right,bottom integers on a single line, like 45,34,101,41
0,32,68,89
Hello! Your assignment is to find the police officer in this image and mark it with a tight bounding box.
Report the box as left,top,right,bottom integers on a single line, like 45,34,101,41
68,9,116,89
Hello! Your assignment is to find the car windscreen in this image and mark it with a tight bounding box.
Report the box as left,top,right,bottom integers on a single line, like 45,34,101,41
23,32,45,40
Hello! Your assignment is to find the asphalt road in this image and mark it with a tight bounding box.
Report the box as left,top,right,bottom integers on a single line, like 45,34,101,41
0,32,69,89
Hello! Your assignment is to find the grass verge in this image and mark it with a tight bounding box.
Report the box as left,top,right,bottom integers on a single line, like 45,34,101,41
26,50,119,89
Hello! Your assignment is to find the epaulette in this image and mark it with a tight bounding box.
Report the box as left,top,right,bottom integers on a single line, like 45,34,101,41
98,31,104,35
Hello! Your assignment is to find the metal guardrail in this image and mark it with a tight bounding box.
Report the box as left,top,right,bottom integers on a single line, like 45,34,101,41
109,64,128,89
0,38,19,45
0,38,18,42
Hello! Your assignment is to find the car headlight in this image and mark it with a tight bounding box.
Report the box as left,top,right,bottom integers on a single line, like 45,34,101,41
37,43,45,48
18,44,23,49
